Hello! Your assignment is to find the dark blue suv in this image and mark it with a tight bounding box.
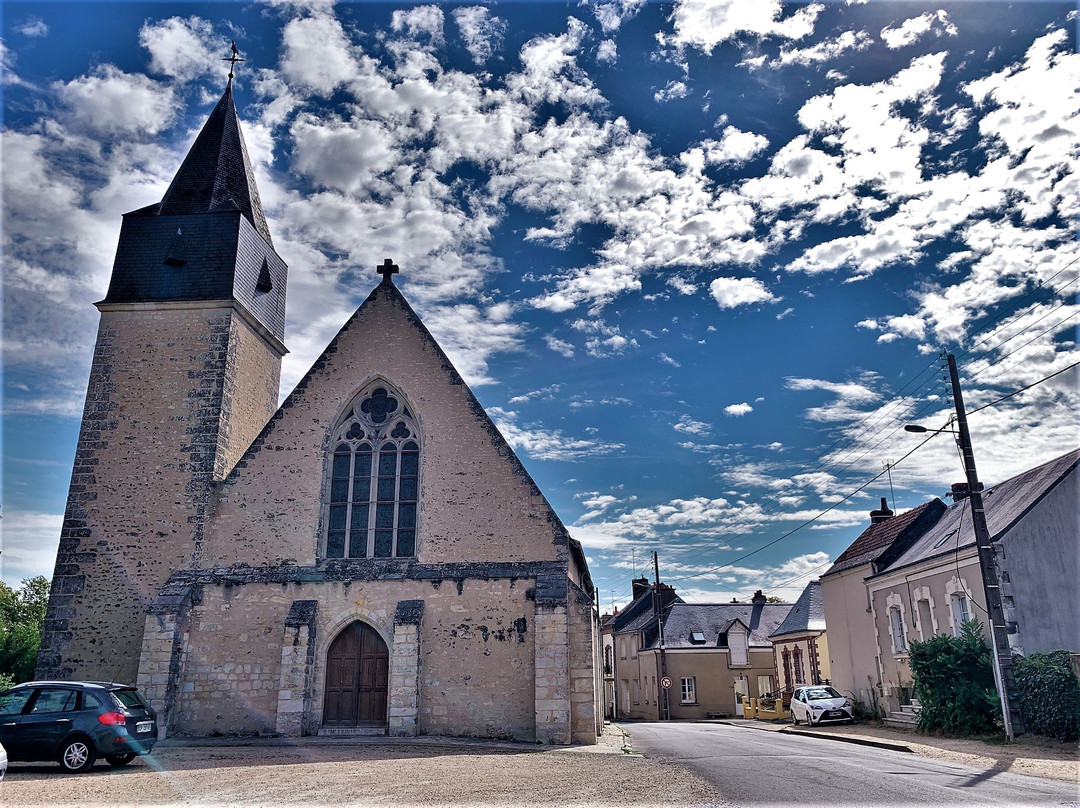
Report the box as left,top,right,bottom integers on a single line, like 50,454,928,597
0,681,157,772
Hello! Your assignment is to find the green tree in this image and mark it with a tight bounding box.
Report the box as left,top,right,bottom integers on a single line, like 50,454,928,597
908,620,1000,736
0,576,50,686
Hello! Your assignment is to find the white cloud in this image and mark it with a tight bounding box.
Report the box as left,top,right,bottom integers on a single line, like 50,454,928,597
453,7,506,65
585,0,647,33
280,12,357,94
659,352,681,367
488,407,623,461
674,415,712,435
391,5,445,45
655,80,689,103
596,39,618,65
774,29,873,67
1,510,62,585
880,11,957,50
724,402,753,417
709,276,776,309
701,126,769,165
14,16,49,37
666,0,825,54
55,66,177,138
139,16,221,82
544,335,575,357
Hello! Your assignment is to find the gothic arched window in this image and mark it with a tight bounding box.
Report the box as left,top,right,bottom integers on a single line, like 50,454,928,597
325,383,419,559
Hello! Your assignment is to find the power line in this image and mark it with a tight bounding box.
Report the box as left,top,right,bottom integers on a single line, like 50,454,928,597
667,429,942,584
969,360,1080,414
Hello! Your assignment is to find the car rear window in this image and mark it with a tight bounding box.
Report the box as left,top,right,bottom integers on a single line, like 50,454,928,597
82,691,104,710
110,689,148,709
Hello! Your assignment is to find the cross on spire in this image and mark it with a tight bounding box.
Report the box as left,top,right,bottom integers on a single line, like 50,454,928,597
377,259,400,284
223,41,245,85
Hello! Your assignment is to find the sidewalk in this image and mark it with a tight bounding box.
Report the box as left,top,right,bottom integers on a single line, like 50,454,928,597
718,717,1080,784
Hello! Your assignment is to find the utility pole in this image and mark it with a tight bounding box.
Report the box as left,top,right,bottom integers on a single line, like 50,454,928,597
946,352,1023,740
653,551,670,721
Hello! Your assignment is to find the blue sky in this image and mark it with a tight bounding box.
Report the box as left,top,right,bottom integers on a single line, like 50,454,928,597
2,0,1077,611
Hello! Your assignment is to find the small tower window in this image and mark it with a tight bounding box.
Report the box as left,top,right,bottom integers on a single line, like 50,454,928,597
325,382,420,559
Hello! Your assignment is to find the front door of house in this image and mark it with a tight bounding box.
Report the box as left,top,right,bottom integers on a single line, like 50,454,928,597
324,621,389,726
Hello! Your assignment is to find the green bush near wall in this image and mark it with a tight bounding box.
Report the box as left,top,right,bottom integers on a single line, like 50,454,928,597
908,621,1000,736
1013,650,1080,742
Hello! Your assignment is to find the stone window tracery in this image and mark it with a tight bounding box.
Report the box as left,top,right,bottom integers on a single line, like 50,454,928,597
325,383,419,559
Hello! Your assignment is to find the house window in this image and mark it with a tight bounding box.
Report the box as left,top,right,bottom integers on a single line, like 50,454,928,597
729,631,748,666
951,594,970,635
604,646,613,675
689,631,706,644
325,384,419,559
631,679,640,705
680,677,697,704
793,647,804,684
782,648,792,688
757,675,774,697
889,607,908,653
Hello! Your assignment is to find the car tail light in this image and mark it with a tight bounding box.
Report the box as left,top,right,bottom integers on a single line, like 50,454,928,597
98,711,127,725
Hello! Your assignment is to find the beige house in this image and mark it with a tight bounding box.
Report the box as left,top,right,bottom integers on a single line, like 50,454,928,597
612,583,792,720
769,580,829,691
38,82,601,744
822,449,1080,716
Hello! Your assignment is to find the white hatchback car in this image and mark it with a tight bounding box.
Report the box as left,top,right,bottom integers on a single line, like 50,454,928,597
790,685,854,725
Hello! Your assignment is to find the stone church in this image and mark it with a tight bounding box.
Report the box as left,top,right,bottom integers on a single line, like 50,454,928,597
36,79,601,744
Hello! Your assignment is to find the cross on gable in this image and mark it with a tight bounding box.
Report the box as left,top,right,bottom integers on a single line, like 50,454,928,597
377,259,400,283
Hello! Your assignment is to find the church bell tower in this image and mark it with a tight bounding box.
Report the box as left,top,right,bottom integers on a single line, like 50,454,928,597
37,69,288,683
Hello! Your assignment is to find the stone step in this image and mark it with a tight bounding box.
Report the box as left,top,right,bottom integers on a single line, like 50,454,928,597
318,725,387,737
883,714,918,729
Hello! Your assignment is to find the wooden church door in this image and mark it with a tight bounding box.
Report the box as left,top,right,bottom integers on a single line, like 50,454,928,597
324,621,389,726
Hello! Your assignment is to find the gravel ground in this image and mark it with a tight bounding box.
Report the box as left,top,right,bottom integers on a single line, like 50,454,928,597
0,726,727,808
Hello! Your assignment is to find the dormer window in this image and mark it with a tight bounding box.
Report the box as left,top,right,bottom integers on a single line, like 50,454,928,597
717,632,728,647
689,631,706,645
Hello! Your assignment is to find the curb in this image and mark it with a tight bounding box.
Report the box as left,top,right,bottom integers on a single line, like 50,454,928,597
778,726,914,753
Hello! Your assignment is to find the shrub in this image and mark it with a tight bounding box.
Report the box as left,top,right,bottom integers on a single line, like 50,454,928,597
1013,650,1080,742
908,621,1000,736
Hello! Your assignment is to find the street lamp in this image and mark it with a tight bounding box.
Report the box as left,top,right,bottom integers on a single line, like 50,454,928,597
904,353,1022,740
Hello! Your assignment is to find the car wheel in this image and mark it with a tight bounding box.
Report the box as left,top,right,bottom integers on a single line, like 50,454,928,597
59,738,95,773
791,712,799,725
106,753,136,767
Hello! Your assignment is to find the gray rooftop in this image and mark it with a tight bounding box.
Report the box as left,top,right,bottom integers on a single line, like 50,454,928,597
874,448,1080,576
769,579,825,638
653,601,793,650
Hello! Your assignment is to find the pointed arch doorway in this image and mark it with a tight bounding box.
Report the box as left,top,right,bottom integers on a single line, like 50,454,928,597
323,621,389,727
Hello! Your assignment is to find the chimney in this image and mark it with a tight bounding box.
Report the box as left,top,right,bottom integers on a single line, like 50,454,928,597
631,577,650,600
870,497,894,524
752,590,767,605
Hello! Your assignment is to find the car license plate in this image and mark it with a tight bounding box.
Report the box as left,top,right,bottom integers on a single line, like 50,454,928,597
136,721,153,733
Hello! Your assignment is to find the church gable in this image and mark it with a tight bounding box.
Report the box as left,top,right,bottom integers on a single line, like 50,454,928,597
202,272,570,570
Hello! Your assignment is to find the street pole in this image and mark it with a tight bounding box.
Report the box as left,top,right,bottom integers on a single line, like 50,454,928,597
946,353,1023,740
653,551,670,721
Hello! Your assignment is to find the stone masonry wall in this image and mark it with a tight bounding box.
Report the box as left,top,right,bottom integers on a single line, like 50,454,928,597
37,304,281,684
202,284,566,569
567,580,599,744
160,576,537,739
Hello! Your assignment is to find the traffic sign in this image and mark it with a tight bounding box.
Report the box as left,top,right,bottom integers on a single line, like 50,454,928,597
660,676,672,690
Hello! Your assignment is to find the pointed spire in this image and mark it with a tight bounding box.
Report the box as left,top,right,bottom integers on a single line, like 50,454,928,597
157,82,273,247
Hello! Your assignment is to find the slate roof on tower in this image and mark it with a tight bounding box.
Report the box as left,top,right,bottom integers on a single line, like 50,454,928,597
136,83,272,247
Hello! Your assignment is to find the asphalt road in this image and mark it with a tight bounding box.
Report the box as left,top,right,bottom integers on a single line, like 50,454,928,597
626,722,1080,807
